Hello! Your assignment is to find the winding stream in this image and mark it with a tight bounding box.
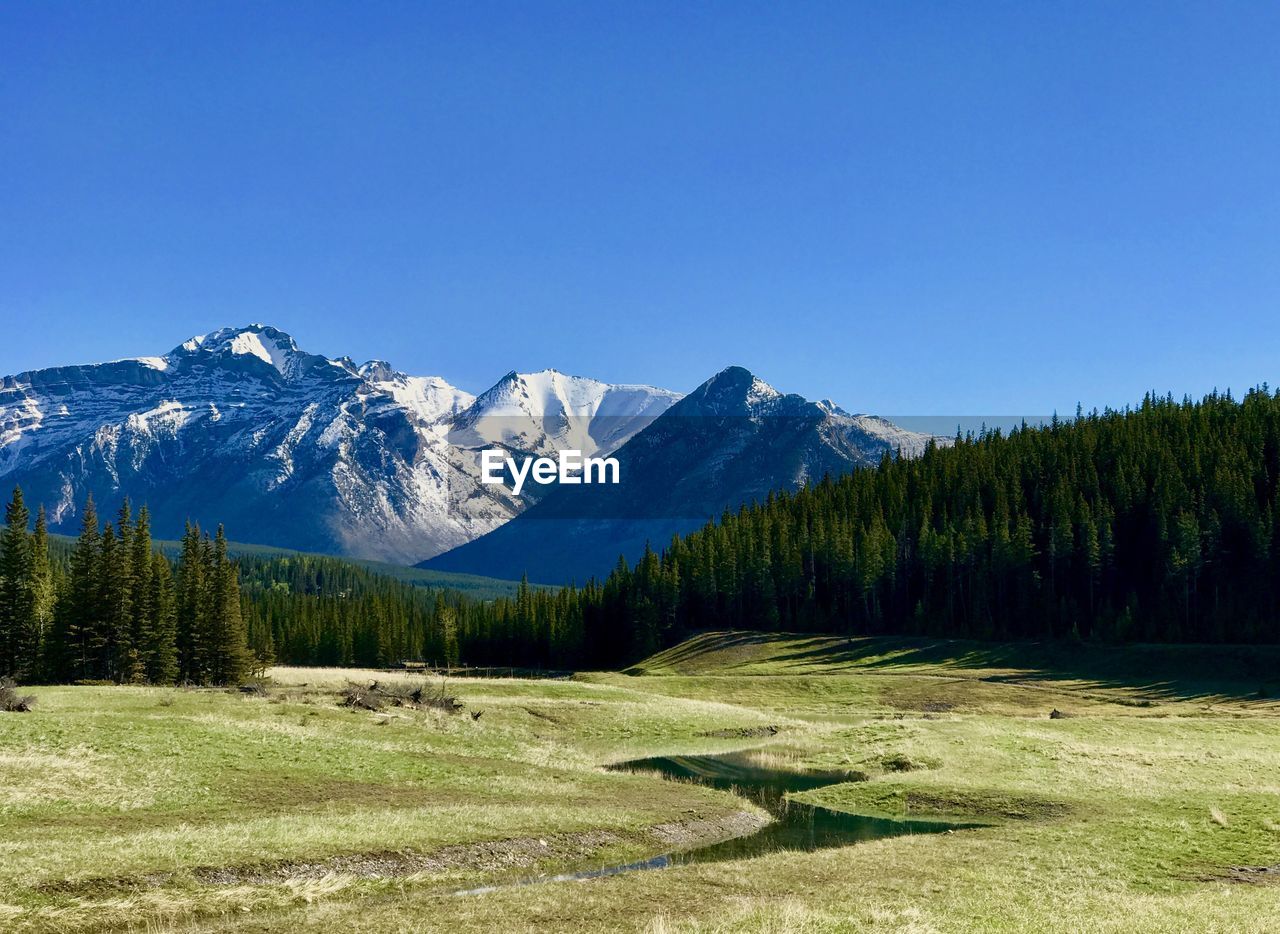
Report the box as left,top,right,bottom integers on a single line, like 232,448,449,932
608,749,960,865
456,748,961,895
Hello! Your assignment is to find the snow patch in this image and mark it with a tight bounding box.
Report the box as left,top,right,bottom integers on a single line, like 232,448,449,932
370,374,476,424
746,376,782,408
111,355,171,371
228,331,290,372
125,400,192,435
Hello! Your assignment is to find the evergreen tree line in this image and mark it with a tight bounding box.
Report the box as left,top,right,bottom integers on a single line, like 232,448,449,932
0,492,254,684
0,500,595,678
236,554,589,671
586,387,1280,659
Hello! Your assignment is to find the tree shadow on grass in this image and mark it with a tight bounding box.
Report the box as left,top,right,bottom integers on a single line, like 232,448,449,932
646,630,1280,704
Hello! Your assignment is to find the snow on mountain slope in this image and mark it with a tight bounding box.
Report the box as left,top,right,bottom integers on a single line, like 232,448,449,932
359,361,476,424
423,366,945,583
447,369,681,458
0,325,676,564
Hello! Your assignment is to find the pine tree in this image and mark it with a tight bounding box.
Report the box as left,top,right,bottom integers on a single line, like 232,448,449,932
63,495,102,681
129,506,156,682
175,522,205,682
104,501,136,681
95,522,133,681
0,487,33,677
210,526,253,684
148,551,179,684
28,506,53,677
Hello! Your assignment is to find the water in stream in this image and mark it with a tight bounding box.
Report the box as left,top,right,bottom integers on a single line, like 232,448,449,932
455,748,961,894
609,749,959,865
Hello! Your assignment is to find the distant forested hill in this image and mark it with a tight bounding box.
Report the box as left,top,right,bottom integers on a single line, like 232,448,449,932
590,388,1280,656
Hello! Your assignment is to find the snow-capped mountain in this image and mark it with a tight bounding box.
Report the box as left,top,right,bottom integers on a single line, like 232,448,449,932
1,329,939,574
0,325,677,563
422,366,944,583
448,369,681,458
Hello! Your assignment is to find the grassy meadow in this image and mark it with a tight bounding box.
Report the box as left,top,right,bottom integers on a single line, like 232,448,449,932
2,633,1280,931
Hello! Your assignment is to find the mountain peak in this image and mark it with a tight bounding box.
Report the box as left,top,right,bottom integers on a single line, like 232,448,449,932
705,365,778,396
447,367,680,457
705,364,755,384
673,366,788,416
358,359,398,382
817,398,853,417
173,324,299,367
159,323,348,383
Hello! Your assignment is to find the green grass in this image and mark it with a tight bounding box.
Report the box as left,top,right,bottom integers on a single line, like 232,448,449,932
4,635,1280,931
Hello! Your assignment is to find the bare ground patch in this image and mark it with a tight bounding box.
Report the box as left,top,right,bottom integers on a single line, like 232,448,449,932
1195,865,1280,885
650,810,769,847
33,811,764,898
521,706,565,724
35,830,622,896
697,725,780,739
194,831,624,885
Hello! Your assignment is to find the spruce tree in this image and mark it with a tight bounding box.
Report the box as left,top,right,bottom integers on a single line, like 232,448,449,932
105,502,135,680
148,551,179,684
175,522,205,683
28,506,53,678
210,526,253,684
64,495,102,681
129,506,155,682
95,522,133,680
0,487,32,677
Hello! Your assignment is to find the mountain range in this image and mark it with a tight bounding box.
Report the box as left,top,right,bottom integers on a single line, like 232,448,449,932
422,365,939,582
0,325,939,574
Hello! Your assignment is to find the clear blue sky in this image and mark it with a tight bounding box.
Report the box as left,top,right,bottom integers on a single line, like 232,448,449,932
3,1,1278,415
